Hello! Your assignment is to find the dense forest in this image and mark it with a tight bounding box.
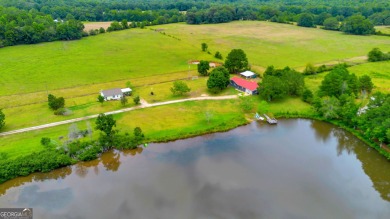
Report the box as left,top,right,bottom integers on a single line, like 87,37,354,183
0,0,389,47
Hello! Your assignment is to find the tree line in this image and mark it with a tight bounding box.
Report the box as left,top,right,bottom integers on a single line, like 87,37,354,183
0,6,84,47
1,0,389,47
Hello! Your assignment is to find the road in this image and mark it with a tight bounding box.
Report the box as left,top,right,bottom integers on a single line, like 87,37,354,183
0,95,238,137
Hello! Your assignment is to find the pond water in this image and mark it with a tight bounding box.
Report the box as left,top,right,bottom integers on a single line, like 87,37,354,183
0,119,390,219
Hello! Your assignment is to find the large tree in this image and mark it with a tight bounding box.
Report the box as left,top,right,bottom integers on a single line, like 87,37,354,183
359,75,374,94
95,113,116,139
297,13,315,27
323,17,340,30
224,49,248,74
197,60,210,76
341,15,375,35
258,75,288,101
207,66,230,93
0,109,5,130
318,65,355,98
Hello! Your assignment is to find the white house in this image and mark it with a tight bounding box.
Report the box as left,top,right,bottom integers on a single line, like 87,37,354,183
100,88,132,101
101,88,123,101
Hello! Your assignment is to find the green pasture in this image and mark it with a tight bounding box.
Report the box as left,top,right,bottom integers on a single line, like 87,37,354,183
2,77,238,131
305,61,390,94
155,21,390,69
0,28,211,96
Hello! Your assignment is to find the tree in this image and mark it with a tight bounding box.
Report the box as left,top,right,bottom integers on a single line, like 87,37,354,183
134,127,145,144
201,42,208,51
368,48,389,62
121,19,129,29
302,88,314,103
207,66,230,93
0,109,5,130
215,51,223,59
171,81,191,96
224,49,249,74
98,95,104,104
95,113,116,138
318,65,353,98
48,94,65,110
99,27,105,33
297,13,315,27
341,15,375,35
133,95,140,105
359,75,374,94
319,96,340,119
120,95,128,106
258,75,288,101
303,63,317,75
197,60,210,76
323,17,340,30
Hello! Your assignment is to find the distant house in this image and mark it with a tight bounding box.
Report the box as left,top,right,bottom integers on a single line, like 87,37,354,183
230,77,258,95
100,88,132,101
240,71,256,79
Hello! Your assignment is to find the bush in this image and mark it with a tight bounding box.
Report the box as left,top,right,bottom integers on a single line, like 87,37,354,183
215,51,223,59
77,145,102,161
0,150,73,184
368,48,390,62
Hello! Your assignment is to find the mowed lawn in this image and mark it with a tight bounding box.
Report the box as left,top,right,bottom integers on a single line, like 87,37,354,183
155,21,390,68
0,28,211,95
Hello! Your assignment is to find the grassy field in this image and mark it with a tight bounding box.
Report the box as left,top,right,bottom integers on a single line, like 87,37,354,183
305,61,390,94
375,26,390,34
0,21,389,165
0,99,247,160
155,21,390,69
1,76,237,131
0,28,211,95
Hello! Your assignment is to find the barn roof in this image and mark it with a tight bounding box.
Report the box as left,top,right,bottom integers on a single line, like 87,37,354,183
231,77,258,91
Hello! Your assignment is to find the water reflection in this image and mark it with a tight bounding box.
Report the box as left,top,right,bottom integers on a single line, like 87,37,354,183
16,185,73,210
0,119,390,218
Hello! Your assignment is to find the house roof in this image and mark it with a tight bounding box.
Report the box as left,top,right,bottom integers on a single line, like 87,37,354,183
240,71,255,77
231,77,258,91
101,88,122,97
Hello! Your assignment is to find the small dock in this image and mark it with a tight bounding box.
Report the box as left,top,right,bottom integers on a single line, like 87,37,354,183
263,114,278,124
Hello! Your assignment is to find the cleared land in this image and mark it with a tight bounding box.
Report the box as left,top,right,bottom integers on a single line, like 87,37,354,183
0,28,211,95
155,21,390,69
83,22,112,31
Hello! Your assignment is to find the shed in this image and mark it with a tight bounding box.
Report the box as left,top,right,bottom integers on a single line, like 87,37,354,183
121,88,132,96
240,71,256,79
101,88,123,101
230,77,258,95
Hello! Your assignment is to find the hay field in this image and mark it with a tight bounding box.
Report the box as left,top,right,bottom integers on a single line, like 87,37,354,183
155,21,390,68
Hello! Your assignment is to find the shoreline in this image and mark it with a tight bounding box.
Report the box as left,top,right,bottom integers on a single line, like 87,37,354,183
1,114,389,186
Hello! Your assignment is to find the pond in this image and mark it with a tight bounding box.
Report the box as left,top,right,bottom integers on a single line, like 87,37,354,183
0,119,389,219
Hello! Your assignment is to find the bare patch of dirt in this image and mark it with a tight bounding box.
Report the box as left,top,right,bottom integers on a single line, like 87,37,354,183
83,22,112,31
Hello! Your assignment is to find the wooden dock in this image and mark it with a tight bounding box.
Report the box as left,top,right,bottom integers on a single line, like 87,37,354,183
263,114,278,124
